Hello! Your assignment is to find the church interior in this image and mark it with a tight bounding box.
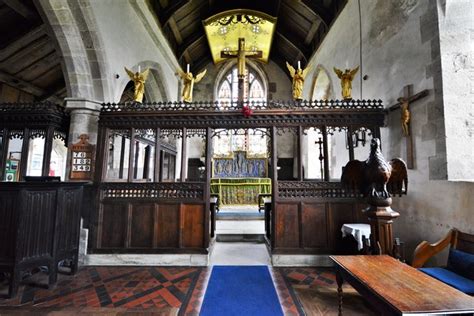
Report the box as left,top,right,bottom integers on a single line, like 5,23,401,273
0,0,473,314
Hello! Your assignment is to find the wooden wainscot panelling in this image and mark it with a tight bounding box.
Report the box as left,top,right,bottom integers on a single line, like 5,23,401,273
275,203,299,248
100,203,128,248
20,190,57,259
0,191,18,260
130,203,154,248
301,203,329,250
181,204,204,248
329,202,357,253
155,203,180,248
56,188,83,260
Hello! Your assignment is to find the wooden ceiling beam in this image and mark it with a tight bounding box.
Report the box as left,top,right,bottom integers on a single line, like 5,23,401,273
3,0,37,20
304,20,322,45
38,82,65,103
276,27,310,60
0,70,60,103
299,0,332,27
0,25,45,62
177,31,205,59
168,17,183,44
159,0,192,26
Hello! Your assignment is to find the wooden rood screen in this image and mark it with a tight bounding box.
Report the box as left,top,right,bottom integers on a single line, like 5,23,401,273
89,100,385,255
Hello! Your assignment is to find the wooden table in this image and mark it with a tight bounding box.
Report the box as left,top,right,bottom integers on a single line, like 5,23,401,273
330,255,474,315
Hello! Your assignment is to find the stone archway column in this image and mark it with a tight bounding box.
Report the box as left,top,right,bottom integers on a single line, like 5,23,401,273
65,98,102,172
64,98,102,265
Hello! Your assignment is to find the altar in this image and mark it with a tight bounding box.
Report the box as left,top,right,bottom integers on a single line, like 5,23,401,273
210,177,271,205
211,149,270,205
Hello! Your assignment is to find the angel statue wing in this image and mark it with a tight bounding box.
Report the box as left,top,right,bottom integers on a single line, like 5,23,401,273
333,67,343,78
349,66,359,79
124,67,135,79
387,158,408,196
194,69,207,83
140,68,150,81
286,61,296,77
301,65,311,79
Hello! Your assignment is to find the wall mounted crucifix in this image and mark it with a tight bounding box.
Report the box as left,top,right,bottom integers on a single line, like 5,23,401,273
388,85,429,169
220,38,262,102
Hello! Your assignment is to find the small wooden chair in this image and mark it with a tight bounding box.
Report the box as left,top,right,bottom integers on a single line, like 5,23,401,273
412,228,474,295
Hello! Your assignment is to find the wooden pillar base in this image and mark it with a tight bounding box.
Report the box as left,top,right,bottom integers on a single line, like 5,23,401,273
364,197,400,256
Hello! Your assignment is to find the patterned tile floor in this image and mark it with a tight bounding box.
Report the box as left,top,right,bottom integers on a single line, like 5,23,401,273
0,266,346,315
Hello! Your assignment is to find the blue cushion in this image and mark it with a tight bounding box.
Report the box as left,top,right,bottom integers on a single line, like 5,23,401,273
447,249,474,280
419,267,474,294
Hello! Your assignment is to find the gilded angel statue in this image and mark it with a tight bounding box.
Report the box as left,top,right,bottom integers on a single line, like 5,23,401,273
286,61,310,100
333,66,359,100
124,67,150,103
178,68,207,103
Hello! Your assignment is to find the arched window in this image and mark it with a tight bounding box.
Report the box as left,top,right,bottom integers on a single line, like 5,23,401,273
217,66,266,104
214,65,268,159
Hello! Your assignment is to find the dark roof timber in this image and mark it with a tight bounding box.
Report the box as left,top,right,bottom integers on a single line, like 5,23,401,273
153,0,347,72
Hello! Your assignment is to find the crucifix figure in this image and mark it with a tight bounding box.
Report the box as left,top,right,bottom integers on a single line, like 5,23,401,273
388,85,429,169
220,38,262,102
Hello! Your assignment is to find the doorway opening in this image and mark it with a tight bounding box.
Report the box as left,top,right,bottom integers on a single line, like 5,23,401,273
211,128,269,238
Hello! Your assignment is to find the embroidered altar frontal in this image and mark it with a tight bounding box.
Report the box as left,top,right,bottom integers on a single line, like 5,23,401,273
210,178,271,205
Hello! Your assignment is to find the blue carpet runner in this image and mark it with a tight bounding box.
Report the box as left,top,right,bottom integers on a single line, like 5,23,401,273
200,266,283,316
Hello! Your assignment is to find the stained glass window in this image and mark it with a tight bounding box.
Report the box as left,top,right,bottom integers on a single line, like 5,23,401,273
214,66,268,158
217,66,266,105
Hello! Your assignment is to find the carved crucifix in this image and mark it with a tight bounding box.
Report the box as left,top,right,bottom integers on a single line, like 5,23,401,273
220,38,262,102
388,85,429,169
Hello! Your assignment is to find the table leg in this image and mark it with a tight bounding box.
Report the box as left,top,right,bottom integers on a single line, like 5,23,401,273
336,270,344,316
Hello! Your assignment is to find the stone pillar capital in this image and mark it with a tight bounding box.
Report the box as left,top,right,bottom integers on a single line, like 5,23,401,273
64,98,103,112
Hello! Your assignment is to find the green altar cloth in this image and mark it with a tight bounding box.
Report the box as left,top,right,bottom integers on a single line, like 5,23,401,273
210,178,271,205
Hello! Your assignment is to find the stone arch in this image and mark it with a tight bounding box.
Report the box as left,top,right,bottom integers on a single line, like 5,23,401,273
311,65,334,100
35,0,111,101
116,61,170,103
213,59,269,101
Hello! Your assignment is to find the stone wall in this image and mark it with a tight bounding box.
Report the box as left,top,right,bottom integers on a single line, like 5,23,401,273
302,0,474,263
89,0,180,102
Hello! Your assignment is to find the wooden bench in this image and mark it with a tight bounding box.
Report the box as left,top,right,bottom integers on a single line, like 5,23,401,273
412,228,474,295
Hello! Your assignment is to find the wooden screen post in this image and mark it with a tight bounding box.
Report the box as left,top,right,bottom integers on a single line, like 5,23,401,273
180,128,187,182
322,126,330,181
347,126,355,161
0,128,10,181
204,127,212,247
41,126,54,177
19,128,30,181
127,128,135,182
270,126,278,249
154,128,161,182
297,126,304,180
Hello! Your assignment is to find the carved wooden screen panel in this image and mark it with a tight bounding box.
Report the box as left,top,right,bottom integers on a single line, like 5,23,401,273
100,203,128,248
275,203,299,248
130,203,155,248
156,204,180,248
181,204,205,248
301,203,328,249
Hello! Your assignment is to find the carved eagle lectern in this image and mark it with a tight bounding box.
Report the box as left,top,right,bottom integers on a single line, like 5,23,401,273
341,138,408,198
